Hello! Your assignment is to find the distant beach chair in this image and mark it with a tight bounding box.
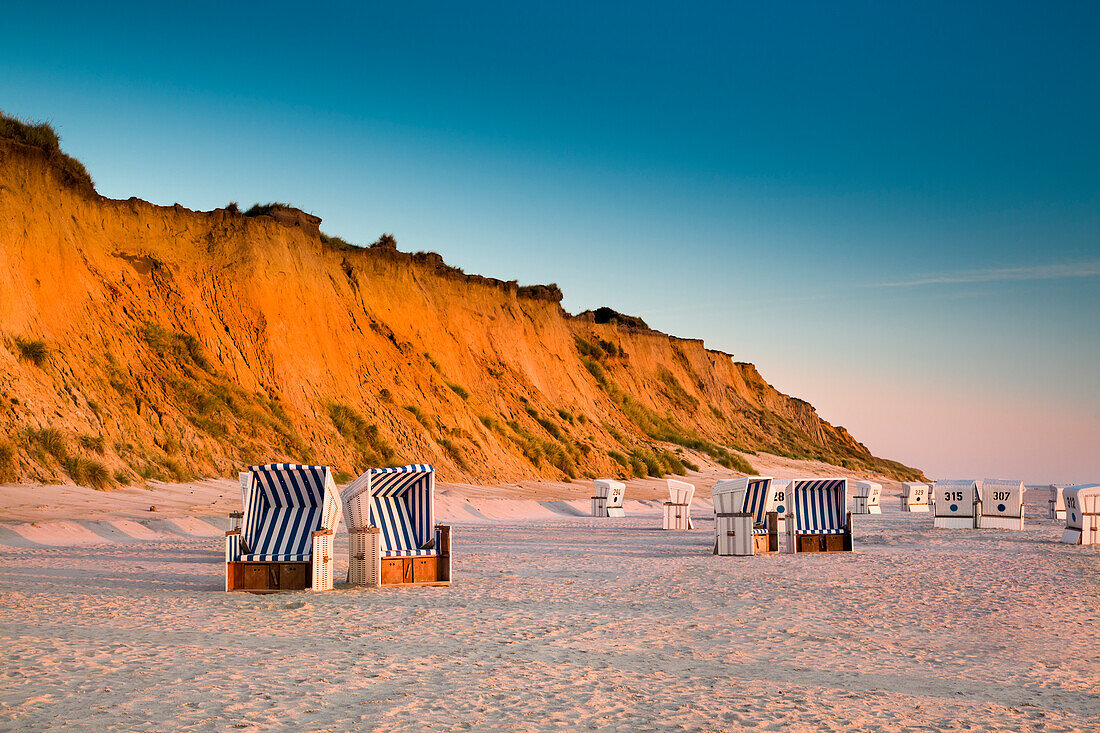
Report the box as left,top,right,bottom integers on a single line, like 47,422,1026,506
852,481,882,514
340,464,451,587
1061,484,1100,545
901,482,930,512
663,478,695,530
1049,485,1066,520
712,477,779,555
976,479,1025,530
784,478,852,553
592,479,626,518
225,464,342,592
933,479,981,529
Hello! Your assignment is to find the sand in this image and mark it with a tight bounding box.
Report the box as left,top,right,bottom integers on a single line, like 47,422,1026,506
0,476,1097,732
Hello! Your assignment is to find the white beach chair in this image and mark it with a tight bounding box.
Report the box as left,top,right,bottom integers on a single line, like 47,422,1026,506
770,479,791,535
1049,485,1067,520
901,482,930,512
976,479,1025,530
340,464,451,587
784,478,852,553
663,478,695,530
592,478,626,518
225,464,343,592
933,479,981,529
1062,484,1100,545
712,477,779,556
852,481,882,514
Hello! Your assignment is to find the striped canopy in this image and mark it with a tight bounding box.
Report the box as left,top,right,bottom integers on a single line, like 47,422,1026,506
235,464,342,562
743,478,774,524
791,478,848,535
341,464,437,557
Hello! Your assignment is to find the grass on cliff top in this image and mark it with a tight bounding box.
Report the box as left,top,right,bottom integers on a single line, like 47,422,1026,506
0,111,94,191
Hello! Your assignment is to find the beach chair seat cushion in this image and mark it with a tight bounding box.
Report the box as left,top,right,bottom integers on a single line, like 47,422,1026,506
240,552,313,562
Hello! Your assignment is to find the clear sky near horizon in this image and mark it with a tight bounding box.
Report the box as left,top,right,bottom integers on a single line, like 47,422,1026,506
2,2,1097,483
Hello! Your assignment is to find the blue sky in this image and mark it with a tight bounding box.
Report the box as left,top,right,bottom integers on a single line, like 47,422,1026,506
3,1,1098,482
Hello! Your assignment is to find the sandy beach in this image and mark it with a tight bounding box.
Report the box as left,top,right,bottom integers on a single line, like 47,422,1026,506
1,477,1097,732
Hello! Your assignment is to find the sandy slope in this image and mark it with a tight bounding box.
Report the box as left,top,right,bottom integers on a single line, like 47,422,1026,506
0,490,1096,732
0,453,899,527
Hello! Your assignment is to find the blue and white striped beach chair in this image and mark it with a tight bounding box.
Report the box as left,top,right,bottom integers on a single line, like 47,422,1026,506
784,478,853,553
341,464,451,587
712,477,779,555
225,464,343,591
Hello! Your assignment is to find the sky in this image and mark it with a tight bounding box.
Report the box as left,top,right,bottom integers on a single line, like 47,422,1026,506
2,1,1097,483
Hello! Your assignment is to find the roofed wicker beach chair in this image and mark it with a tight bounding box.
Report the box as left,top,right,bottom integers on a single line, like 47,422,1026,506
712,477,779,556
852,481,882,514
901,482,930,512
225,464,343,592
340,464,451,587
1049,484,1067,520
933,479,981,528
977,479,1025,530
592,478,626,518
784,478,852,553
1062,484,1100,545
663,478,695,530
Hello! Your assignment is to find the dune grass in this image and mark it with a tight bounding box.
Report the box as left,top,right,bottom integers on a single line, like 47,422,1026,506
328,402,397,469
13,337,50,367
0,111,94,190
0,440,15,483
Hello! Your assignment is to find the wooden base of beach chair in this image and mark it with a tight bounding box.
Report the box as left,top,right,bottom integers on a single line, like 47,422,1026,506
793,533,853,553
226,561,312,592
377,525,452,587
380,556,451,586
752,532,779,554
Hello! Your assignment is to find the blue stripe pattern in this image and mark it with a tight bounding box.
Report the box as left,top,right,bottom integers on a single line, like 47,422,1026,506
238,464,332,562
743,478,772,524
792,479,848,535
366,465,436,557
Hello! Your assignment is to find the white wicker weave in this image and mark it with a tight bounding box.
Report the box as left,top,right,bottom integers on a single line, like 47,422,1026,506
348,527,382,587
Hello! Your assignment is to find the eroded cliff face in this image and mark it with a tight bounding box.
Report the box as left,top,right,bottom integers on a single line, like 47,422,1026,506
0,138,922,486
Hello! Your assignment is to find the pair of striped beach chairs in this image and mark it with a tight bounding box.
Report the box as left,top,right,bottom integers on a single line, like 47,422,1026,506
225,463,451,592
932,479,1026,530
713,477,852,555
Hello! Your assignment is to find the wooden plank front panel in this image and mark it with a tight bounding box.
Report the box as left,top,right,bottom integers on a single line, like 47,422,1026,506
413,557,438,583
402,558,414,583
381,559,404,585
280,563,308,590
